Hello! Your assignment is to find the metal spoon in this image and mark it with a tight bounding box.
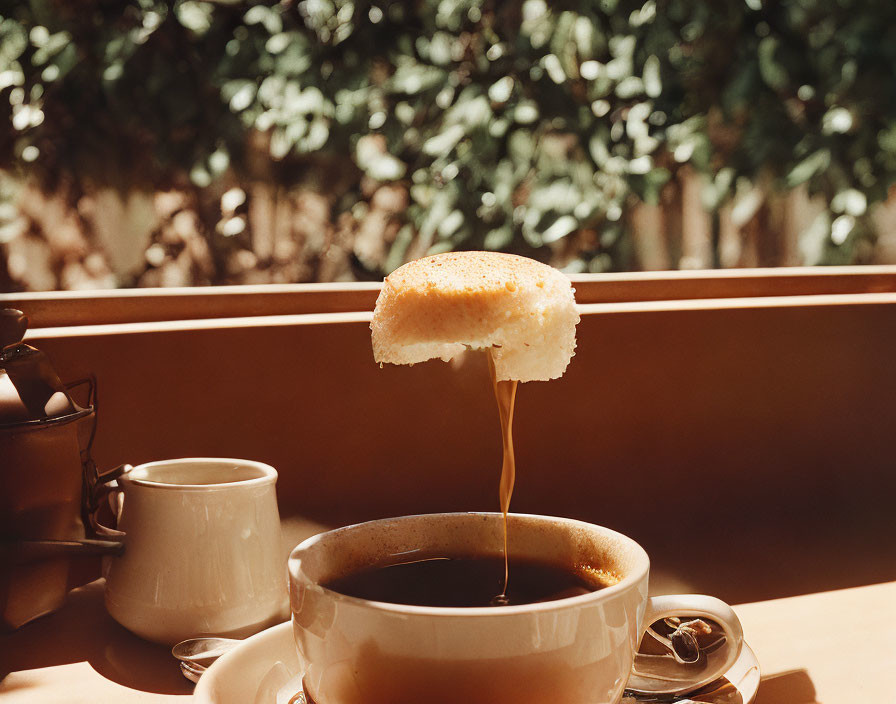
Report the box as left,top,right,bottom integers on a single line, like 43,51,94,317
172,637,241,665
179,660,206,684
172,637,242,683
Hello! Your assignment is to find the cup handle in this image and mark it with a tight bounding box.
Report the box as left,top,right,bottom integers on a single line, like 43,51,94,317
89,464,131,539
626,594,744,698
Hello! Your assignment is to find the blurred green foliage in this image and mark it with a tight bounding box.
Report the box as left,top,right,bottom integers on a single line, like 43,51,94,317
1,0,895,272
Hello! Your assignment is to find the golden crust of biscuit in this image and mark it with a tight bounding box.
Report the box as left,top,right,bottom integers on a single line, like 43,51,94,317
383,251,558,294
371,252,579,382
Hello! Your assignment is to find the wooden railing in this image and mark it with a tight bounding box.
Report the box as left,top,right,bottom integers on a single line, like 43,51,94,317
5,266,896,328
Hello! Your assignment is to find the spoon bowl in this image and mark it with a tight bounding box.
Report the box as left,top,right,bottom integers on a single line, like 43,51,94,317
172,636,241,676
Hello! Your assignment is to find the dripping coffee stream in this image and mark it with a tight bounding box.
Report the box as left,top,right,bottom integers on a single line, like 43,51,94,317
487,348,518,606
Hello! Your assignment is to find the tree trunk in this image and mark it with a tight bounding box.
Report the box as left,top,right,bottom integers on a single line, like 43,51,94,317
0,246,19,293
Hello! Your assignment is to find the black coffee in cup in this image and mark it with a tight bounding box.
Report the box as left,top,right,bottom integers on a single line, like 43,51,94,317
322,555,618,608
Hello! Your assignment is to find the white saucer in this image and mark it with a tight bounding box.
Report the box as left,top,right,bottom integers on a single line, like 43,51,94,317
194,621,760,704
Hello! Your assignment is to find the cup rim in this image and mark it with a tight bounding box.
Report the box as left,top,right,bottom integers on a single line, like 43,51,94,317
288,512,650,617
121,457,278,491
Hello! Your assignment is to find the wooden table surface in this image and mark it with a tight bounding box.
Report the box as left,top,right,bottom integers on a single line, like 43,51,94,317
2,578,892,703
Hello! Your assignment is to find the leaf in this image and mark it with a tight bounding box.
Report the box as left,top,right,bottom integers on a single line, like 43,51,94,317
541,214,578,243
831,189,866,217
31,31,70,65
0,68,24,90
447,94,492,129
513,102,539,124
822,107,853,135
50,43,77,80
508,130,536,163
830,214,855,245
484,226,513,250
878,125,896,154
0,24,28,63
786,150,830,188
426,240,455,255
530,180,579,213
175,1,212,35
223,80,257,112
757,36,788,91
417,189,455,243
385,224,414,273
265,33,291,55
422,124,465,156
589,135,609,165
410,183,434,206
628,156,652,175
643,55,661,98
520,206,544,247
365,154,406,181
390,62,445,95
438,209,464,238
208,148,229,175
243,5,282,34
615,76,644,99
488,76,514,103
542,53,566,84
286,118,310,148
258,75,286,107
269,128,291,159
427,32,453,65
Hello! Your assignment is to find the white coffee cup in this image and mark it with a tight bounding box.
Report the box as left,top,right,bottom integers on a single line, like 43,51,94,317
100,458,288,645
288,512,743,704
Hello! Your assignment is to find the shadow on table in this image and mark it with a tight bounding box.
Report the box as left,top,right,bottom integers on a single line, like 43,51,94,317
0,517,329,697
755,669,818,704
0,579,193,695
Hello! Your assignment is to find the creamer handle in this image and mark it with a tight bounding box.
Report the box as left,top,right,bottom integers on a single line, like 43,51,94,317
89,464,131,539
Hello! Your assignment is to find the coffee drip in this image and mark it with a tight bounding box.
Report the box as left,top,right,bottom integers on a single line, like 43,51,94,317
486,348,518,606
